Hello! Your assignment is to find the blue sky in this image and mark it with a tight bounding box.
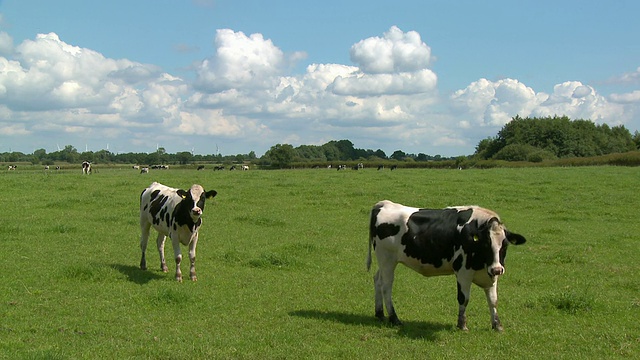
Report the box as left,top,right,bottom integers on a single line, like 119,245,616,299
1,0,639,157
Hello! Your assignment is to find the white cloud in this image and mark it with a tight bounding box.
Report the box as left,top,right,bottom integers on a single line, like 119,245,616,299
194,29,286,92
0,25,636,157
0,31,13,55
610,90,640,103
450,78,540,126
350,26,431,74
534,81,625,122
329,69,437,96
609,66,640,85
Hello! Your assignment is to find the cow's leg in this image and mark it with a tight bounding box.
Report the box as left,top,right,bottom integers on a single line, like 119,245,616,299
376,257,401,325
171,238,183,282
483,283,503,331
156,233,169,272
373,270,384,321
188,235,198,281
139,221,151,270
456,273,473,331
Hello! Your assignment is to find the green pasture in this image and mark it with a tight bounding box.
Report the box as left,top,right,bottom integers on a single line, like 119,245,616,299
0,166,638,359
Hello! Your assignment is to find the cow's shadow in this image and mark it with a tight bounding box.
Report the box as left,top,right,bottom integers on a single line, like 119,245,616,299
110,263,165,285
289,309,453,341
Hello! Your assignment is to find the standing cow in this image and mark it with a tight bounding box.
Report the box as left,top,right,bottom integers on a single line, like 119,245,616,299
139,182,217,282
367,200,526,331
82,161,91,174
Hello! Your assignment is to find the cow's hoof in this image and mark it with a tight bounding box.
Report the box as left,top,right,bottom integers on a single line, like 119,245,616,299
190,276,197,282
389,315,403,326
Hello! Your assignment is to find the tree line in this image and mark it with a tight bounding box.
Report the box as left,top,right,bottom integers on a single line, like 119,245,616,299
475,115,640,162
2,115,639,167
0,145,257,166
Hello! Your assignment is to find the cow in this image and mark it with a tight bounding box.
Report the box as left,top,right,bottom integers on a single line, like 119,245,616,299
367,200,526,331
140,167,149,174
139,182,217,282
7,165,16,171
197,165,205,171
82,161,91,174
390,165,398,171
214,166,225,171
377,165,385,170
241,165,249,171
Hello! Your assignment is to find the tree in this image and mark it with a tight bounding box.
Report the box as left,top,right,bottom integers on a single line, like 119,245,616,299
390,150,406,161
176,151,193,165
265,144,295,168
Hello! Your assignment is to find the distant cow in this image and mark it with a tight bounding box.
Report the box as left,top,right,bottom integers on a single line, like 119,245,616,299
377,165,384,170
82,161,91,174
241,165,249,171
7,165,16,171
390,165,398,171
197,165,205,171
214,166,225,171
140,167,149,174
367,200,526,331
139,182,217,282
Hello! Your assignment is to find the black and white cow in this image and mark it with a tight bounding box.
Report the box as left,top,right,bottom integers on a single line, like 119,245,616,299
82,161,91,174
139,182,217,282
367,200,526,331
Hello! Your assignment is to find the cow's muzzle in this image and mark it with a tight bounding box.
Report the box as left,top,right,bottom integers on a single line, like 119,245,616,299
489,266,504,277
192,208,202,216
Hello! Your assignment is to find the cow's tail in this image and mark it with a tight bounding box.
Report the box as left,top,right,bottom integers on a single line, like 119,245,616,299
366,203,382,272
366,235,373,272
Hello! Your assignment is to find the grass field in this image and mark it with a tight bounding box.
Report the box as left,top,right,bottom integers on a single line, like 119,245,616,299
0,166,638,359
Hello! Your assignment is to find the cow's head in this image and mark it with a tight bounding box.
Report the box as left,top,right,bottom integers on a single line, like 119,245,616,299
177,185,217,220
473,217,526,277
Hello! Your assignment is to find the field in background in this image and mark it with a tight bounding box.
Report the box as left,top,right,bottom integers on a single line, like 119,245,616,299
0,166,638,358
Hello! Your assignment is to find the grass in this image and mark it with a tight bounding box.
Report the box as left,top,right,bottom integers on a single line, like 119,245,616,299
0,166,638,359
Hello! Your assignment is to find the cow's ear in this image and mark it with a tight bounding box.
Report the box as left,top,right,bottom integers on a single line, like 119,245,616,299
206,190,217,199
177,189,188,199
506,230,526,245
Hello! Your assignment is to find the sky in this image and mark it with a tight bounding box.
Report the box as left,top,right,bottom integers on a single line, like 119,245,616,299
0,0,639,157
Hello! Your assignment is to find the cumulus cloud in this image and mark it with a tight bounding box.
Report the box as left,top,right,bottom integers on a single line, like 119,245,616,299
451,78,540,127
0,32,189,150
350,26,431,74
451,78,629,131
0,24,636,157
329,69,437,96
194,29,286,92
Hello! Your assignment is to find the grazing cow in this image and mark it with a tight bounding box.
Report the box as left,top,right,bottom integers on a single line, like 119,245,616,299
197,165,205,171
377,165,384,170
82,161,91,174
367,200,526,331
241,165,249,171
229,165,236,171
140,167,149,174
133,165,140,170
390,165,398,171
139,182,217,282
7,165,16,171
